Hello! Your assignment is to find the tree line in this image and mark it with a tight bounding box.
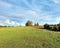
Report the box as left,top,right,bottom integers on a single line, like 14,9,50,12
0,20,60,31
44,23,60,31
25,20,39,26
25,20,60,31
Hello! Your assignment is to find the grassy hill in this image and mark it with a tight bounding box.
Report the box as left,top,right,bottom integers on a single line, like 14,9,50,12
0,27,60,48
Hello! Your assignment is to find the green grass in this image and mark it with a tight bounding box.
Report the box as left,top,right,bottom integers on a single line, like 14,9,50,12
0,27,60,48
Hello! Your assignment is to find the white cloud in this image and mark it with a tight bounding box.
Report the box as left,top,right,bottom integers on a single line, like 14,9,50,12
32,0,35,5
0,15,7,19
22,0,40,12
55,17,60,23
5,19,20,26
11,21,16,24
26,10,54,21
27,10,39,17
23,0,32,8
16,23,20,26
0,0,60,25
39,15,53,21
52,0,60,4
0,23,4,26
5,19,16,25
10,13,23,17
0,1,12,8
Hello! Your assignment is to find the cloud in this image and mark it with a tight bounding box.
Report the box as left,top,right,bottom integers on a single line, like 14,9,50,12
0,1,12,8
22,0,32,8
22,0,40,12
0,23,4,26
26,10,54,22
0,15,7,20
0,0,60,26
26,10,39,17
5,19,16,25
5,19,20,26
55,17,60,23
16,23,20,26
39,16,53,21
52,0,60,4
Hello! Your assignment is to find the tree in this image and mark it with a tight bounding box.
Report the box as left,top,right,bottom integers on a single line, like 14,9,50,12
34,22,39,26
25,20,33,26
57,23,60,26
56,23,60,31
58,26,60,31
44,23,50,29
52,25,57,31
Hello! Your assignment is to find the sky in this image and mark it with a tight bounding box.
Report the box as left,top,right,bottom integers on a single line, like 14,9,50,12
0,0,60,26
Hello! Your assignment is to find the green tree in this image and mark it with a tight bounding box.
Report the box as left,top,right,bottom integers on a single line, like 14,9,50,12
34,22,39,26
25,20,33,26
58,26,60,31
44,23,50,29
52,25,58,31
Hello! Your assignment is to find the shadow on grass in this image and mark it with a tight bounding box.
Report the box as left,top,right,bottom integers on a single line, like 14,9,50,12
45,29,60,32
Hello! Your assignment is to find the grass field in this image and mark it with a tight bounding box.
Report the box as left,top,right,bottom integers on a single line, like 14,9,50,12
0,27,60,48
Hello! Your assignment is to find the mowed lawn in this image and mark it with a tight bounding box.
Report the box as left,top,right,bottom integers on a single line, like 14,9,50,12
0,27,60,48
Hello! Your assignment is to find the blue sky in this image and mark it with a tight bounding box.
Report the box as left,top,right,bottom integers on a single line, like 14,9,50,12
0,0,60,26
